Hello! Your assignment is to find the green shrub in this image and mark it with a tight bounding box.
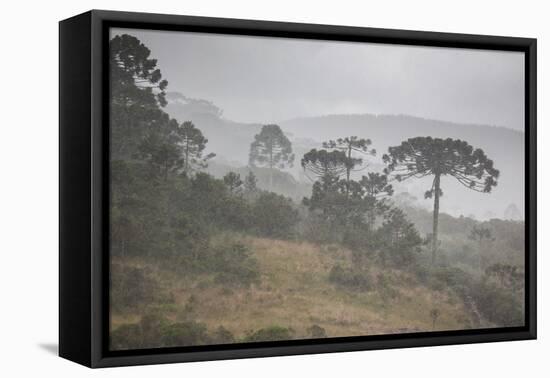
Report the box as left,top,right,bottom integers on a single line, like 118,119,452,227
140,310,169,348
417,266,472,295
376,208,422,268
110,324,142,350
212,242,260,287
161,321,210,347
329,264,371,291
307,324,327,338
184,294,198,314
377,273,400,302
245,326,294,342
474,281,524,327
110,264,160,312
252,192,299,238
112,314,235,349
211,326,236,344
342,227,375,256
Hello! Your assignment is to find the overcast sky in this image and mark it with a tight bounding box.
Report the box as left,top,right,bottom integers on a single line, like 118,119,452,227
112,28,525,131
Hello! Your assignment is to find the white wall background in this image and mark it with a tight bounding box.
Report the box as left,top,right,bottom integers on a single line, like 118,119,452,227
0,0,546,375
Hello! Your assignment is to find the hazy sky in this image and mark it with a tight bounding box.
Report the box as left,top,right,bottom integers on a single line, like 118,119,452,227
112,28,525,131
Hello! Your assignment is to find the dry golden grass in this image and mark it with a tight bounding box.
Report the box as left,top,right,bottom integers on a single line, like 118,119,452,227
111,234,473,339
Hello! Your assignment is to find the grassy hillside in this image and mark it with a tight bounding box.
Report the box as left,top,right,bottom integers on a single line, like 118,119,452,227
111,233,474,346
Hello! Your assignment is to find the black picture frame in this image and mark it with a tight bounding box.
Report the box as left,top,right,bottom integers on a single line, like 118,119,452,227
59,9,537,368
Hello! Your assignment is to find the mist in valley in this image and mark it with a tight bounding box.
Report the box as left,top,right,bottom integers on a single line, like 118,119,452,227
163,93,524,221
120,27,525,221
108,28,526,350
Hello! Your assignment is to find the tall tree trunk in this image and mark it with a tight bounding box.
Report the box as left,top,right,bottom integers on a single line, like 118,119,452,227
185,141,190,174
269,147,273,191
345,145,352,198
432,174,441,265
478,239,483,274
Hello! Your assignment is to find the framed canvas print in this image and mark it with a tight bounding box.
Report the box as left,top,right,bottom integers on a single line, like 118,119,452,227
59,10,537,368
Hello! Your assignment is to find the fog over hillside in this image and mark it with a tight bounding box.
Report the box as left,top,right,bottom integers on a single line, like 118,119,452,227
115,27,525,221
121,28,524,130
108,30,527,348
165,92,524,221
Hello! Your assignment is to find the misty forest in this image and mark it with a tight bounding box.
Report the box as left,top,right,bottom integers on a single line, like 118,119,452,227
109,34,525,350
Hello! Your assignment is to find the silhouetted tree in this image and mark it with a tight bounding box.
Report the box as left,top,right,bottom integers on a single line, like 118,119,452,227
359,173,393,198
244,171,259,196
469,225,493,244
301,149,348,222
301,149,347,186
177,121,215,174
323,136,376,194
377,207,422,266
383,137,499,264
110,34,169,158
252,192,299,238
469,225,494,273
249,125,294,190
485,263,523,290
137,119,182,180
359,173,394,230
110,34,168,104
223,172,243,195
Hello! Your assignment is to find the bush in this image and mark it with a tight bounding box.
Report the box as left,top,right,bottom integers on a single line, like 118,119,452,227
140,310,169,348
168,213,211,265
252,192,299,238
473,281,524,327
307,325,327,338
112,313,236,350
329,264,371,291
110,264,161,312
376,208,422,268
161,321,210,347
245,326,294,342
416,266,472,295
211,326,236,344
220,196,252,231
212,242,260,287
301,213,340,244
189,172,251,232
432,267,470,293
377,273,400,302
110,324,143,350
342,227,375,253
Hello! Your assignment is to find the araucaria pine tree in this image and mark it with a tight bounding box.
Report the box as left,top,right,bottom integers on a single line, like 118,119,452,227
323,136,376,194
249,124,294,190
383,137,499,264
